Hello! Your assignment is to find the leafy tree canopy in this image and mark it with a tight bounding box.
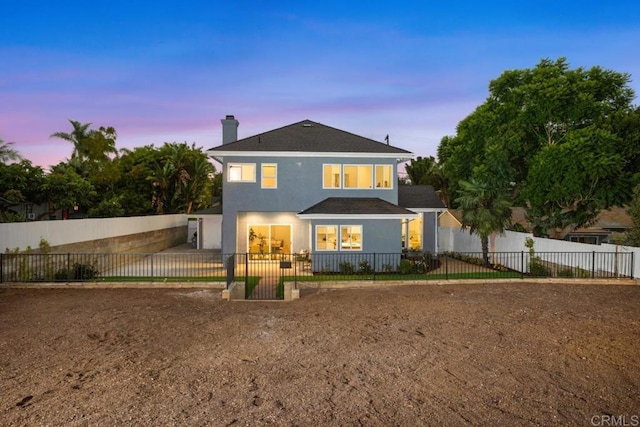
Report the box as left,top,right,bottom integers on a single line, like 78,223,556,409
439,57,637,233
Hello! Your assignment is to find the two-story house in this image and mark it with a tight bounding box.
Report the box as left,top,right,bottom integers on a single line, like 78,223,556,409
207,116,444,267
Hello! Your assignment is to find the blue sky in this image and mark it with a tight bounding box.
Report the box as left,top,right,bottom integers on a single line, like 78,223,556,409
1,1,639,168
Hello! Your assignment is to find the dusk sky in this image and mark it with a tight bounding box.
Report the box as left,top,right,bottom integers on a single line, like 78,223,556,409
2,1,639,169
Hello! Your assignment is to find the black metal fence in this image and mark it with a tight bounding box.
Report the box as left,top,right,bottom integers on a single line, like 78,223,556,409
0,251,635,286
299,251,635,280
0,252,228,283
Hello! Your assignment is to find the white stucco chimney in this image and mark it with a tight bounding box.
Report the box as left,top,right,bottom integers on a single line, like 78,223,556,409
221,115,239,144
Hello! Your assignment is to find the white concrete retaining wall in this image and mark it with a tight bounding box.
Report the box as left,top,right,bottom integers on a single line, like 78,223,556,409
1,214,222,252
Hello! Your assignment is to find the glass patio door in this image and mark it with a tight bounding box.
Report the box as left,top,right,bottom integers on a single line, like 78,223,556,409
248,224,291,259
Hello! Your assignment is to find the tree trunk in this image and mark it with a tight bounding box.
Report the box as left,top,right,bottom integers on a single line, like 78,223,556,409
481,235,490,267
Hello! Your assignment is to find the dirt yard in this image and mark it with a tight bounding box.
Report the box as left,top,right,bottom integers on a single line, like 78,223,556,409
1,283,639,426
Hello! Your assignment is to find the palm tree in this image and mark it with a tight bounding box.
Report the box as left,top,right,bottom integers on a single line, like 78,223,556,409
148,161,176,214
183,157,214,213
455,178,512,266
0,139,22,164
50,120,93,160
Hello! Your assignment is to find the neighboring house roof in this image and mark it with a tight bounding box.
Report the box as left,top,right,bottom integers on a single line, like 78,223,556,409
570,206,633,233
190,205,222,215
508,206,633,234
398,185,445,210
297,197,418,219
438,209,463,227
208,119,413,158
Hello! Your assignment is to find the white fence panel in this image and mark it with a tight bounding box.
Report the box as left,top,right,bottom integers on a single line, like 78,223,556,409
438,226,638,278
1,215,188,251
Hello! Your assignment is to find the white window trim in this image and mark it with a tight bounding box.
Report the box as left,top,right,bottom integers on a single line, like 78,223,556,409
227,163,256,182
374,164,393,189
340,225,363,251
261,163,277,189
322,164,342,189
342,164,373,189
315,225,338,251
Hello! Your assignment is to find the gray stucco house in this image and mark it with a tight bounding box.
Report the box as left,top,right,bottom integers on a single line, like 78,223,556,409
207,116,445,263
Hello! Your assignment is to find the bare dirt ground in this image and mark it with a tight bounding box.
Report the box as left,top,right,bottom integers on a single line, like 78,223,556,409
1,283,639,426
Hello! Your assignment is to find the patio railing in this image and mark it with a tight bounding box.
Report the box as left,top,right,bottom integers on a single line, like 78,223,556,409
0,251,634,283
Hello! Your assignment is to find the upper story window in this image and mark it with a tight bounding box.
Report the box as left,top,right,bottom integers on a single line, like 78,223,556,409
343,165,373,189
323,164,341,188
228,163,256,182
375,165,393,189
261,164,277,188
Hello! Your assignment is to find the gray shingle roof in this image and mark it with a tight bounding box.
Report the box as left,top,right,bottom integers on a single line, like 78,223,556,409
208,119,412,155
398,185,445,209
298,197,416,216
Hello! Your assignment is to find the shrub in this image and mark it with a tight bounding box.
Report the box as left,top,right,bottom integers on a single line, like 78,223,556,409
382,263,395,273
358,259,372,274
55,263,99,281
575,267,591,278
557,268,574,277
529,258,551,277
398,259,413,275
339,261,355,275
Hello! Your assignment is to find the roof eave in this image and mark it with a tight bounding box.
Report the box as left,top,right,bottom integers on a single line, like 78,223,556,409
206,150,414,161
296,213,419,219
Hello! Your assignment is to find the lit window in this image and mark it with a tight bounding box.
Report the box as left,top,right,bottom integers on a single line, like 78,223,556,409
316,225,338,251
402,213,423,250
323,164,341,188
228,163,255,182
341,225,362,250
261,164,277,188
375,165,393,189
343,165,373,189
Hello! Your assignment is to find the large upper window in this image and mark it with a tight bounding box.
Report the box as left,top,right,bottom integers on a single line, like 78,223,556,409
323,164,341,188
261,164,277,188
375,165,393,189
340,225,362,250
343,165,373,189
316,225,338,251
228,163,255,182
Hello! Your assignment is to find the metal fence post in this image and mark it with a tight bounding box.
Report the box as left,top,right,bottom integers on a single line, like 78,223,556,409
373,253,376,281
0,253,3,283
445,254,448,280
591,251,596,278
521,251,524,279
245,252,249,285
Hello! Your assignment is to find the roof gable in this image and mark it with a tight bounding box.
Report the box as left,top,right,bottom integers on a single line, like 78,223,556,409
208,119,412,156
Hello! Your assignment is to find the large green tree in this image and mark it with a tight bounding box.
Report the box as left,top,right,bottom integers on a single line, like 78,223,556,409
439,57,637,233
522,127,629,236
0,160,46,222
42,164,97,218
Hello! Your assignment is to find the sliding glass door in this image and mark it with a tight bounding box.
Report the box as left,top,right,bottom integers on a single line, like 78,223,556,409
248,224,291,259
